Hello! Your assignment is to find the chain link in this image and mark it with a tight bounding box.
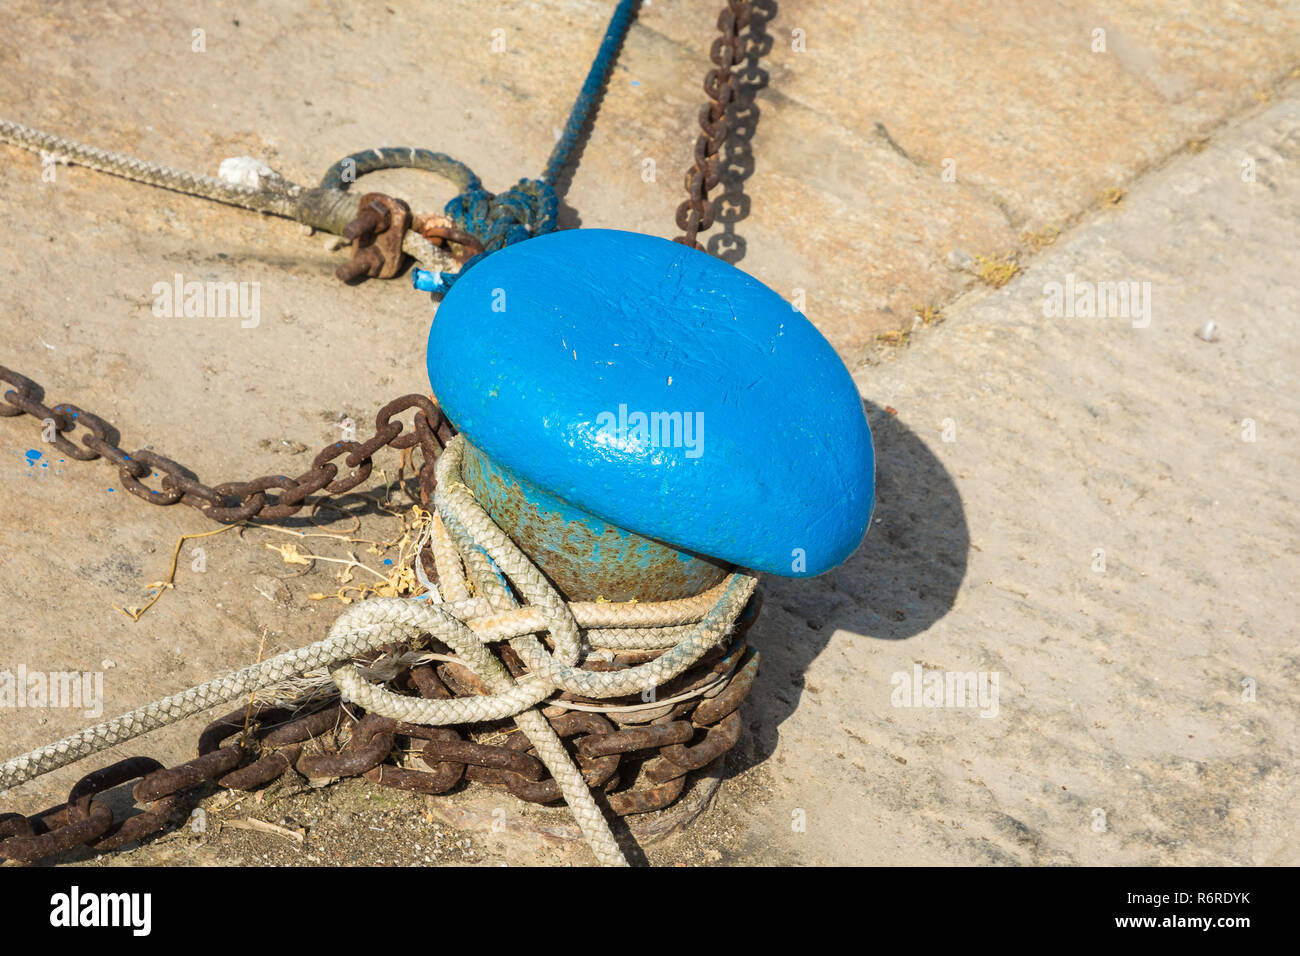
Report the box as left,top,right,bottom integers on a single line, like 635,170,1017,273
0,609,761,863
675,0,753,249
0,365,455,521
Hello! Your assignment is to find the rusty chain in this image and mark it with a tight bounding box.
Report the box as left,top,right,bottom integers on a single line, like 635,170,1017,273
2,4,761,524
675,0,753,249
0,364,456,521
0,598,761,864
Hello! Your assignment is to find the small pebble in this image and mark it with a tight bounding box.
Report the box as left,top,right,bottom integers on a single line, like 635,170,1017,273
1196,320,1219,342
946,248,974,271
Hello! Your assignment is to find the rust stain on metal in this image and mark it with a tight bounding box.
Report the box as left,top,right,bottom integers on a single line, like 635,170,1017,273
461,440,731,602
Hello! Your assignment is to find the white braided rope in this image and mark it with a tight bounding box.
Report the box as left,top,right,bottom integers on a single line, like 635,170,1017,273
0,117,301,215
330,439,755,865
0,117,458,272
0,434,755,866
0,611,407,792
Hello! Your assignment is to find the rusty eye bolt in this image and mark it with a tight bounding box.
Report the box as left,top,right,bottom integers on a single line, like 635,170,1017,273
336,192,412,284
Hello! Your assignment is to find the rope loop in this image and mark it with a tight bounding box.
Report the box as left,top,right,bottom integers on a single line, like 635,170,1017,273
327,435,757,864
418,178,558,294
318,146,481,195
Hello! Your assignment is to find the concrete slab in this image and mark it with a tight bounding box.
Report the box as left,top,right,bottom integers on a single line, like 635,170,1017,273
0,3,1296,865
739,82,1300,866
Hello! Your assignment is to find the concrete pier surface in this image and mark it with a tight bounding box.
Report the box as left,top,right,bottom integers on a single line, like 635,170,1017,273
0,2,1295,865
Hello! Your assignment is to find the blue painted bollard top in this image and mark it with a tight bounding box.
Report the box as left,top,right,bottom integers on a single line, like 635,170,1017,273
426,229,874,577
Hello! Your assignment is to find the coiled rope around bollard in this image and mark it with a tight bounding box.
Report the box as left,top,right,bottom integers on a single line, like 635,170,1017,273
0,436,756,866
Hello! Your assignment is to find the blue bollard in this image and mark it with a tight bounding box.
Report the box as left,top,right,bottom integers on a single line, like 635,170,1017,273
427,229,874,601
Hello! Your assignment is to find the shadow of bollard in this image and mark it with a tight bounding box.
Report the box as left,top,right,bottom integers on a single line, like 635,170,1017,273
737,398,970,769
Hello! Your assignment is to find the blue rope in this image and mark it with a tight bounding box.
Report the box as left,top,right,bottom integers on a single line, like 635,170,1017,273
413,0,639,295
542,0,639,189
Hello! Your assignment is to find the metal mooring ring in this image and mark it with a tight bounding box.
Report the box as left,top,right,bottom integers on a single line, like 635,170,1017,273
319,146,482,195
